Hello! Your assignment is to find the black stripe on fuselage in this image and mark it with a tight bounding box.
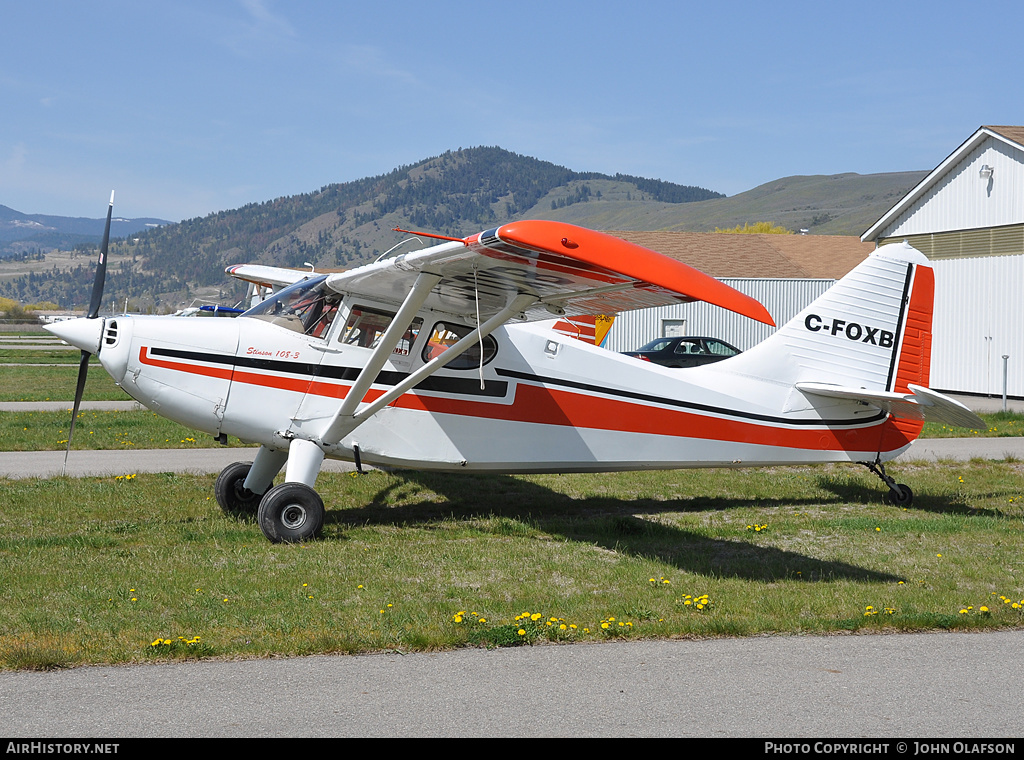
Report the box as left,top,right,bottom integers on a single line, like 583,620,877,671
148,347,509,398
494,368,887,428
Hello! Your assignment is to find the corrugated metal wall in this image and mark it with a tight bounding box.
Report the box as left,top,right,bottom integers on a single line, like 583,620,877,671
930,256,1024,397
603,278,835,352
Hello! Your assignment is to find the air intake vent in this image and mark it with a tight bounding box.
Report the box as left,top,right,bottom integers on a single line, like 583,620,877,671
103,320,119,347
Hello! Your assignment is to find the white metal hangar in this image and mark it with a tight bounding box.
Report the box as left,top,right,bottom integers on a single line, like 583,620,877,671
600,231,873,352
863,125,1024,399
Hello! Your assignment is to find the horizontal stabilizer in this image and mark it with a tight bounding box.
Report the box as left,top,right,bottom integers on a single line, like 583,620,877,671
795,382,986,430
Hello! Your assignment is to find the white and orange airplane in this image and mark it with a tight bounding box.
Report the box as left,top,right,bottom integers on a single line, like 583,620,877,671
48,195,984,542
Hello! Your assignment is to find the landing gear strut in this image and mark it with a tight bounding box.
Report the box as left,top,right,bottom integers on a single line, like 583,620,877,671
861,459,914,506
214,441,327,543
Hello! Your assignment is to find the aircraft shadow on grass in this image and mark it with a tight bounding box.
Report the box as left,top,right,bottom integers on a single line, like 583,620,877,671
814,473,1009,518
317,469,916,583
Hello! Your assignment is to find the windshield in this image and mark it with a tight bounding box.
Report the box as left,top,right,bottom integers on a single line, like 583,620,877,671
241,276,341,337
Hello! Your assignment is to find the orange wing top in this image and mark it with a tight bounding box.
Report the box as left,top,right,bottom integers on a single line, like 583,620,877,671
324,221,775,327
470,221,775,326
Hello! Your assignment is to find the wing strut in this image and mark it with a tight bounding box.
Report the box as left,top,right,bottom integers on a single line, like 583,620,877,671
320,292,537,445
318,272,442,443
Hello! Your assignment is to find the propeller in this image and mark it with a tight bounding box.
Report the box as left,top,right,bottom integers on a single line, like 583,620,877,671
61,191,114,475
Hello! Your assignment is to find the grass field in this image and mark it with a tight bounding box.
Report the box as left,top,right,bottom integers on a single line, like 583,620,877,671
0,363,123,403
1,460,1022,670
3,334,1023,670
4,409,255,451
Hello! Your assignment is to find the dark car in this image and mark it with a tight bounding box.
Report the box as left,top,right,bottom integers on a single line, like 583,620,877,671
622,336,741,368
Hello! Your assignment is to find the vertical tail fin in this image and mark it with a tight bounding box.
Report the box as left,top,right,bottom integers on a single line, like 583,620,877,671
724,241,983,433
730,242,933,393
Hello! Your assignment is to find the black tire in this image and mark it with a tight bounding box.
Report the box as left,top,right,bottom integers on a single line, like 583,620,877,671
214,461,261,516
257,483,325,544
887,483,914,507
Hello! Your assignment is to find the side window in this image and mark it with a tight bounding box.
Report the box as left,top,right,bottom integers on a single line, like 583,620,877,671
421,322,498,370
339,305,422,356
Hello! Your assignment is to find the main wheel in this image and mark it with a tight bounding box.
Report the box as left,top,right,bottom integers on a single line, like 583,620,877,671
257,483,325,543
887,483,914,507
215,461,261,516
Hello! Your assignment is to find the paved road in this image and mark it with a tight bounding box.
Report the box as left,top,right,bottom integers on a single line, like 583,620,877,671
2,437,1021,479
0,447,359,478
2,631,1022,738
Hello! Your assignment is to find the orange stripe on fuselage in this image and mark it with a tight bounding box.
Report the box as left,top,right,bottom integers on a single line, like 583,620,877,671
388,382,911,453
138,346,914,454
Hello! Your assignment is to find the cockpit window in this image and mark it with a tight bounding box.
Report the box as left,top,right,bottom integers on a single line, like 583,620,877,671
241,276,341,337
421,321,498,369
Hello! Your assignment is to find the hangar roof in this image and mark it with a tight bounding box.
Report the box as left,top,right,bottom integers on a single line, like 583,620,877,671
608,231,873,281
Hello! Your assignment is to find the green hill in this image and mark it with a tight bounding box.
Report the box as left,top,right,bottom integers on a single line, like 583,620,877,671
523,171,926,236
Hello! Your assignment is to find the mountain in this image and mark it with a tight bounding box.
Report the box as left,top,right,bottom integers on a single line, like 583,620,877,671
0,205,171,253
0,147,925,311
126,147,726,282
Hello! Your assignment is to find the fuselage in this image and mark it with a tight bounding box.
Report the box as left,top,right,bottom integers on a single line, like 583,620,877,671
87,294,916,474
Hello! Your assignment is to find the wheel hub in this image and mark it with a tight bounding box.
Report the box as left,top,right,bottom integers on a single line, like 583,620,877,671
281,503,307,529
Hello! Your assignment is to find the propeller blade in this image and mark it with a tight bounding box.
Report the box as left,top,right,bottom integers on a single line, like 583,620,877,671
62,349,92,476
63,191,113,474
87,191,114,320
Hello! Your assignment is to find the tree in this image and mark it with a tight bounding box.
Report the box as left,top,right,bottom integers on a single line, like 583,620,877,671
714,222,792,235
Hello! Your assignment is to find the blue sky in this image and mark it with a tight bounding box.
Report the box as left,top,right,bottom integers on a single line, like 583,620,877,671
2,1,1022,222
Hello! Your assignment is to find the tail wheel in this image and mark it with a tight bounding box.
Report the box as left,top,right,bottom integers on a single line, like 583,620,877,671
214,461,261,516
862,461,915,508
257,483,325,543
887,484,914,507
